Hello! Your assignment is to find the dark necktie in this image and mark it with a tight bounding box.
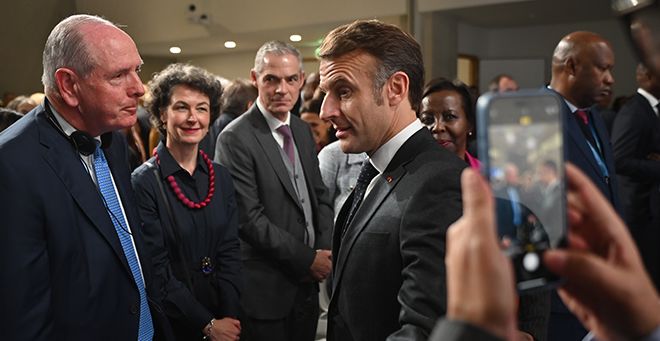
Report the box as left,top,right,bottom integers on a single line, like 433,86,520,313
575,109,589,125
575,109,601,154
342,161,379,236
93,145,154,340
276,125,295,166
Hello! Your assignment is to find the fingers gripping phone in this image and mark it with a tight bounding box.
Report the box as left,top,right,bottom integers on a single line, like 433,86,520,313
477,90,566,292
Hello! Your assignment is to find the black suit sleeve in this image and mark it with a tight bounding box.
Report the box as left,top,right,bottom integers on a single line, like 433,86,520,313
428,319,505,341
216,129,315,279
131,167,214,331
611,101,660,180
388,162,464,340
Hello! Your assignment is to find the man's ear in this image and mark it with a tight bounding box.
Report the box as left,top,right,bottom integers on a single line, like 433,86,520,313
566,57,577,76
250,69,258,87
386,71,409,107
54,68,80,107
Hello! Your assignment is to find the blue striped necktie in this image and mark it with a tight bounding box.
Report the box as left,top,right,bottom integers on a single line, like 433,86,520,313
93,145,154,340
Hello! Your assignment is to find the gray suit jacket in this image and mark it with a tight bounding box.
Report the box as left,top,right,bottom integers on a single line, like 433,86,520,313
215,104,333,319
327,128,465,341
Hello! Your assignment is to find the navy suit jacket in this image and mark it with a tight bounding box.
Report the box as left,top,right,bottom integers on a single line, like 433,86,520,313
551,89,621,214
0,104,172,340
548,90,621,340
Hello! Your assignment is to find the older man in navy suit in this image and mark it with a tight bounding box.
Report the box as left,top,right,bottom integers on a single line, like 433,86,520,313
0,15,172,340
547,30,621,341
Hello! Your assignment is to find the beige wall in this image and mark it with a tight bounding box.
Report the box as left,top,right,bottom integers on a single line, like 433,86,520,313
181,47,321,81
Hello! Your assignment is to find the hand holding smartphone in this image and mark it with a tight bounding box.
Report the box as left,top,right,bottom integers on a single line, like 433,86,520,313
477,90,566,292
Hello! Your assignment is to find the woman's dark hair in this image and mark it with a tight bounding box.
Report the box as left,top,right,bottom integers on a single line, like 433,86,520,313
421,77,476,140
147,63,223,136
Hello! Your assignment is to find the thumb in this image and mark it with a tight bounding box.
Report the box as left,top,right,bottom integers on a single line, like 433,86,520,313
459,168,495,231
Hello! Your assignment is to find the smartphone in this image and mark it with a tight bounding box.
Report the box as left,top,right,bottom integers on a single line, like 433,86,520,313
477,90,566,292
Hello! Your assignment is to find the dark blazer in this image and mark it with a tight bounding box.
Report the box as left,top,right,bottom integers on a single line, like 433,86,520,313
611,92,660,288
0,105,173,340
558,94,621,214
215,104,333,319
611,93,660,227
327,128,465,341
549,91,621,341
428,319,505,341
131,143,242,337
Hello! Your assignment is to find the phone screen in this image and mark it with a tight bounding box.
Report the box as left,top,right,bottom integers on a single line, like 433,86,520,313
479,92,565,290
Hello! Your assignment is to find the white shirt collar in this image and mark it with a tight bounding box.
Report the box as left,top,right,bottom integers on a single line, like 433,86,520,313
637,88,660,116
257,97,291,132
368,119,424,173
547,86,583,113
48,102,101,144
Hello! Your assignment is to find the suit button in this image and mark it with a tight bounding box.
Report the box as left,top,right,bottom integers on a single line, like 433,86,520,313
130,304,139,315
297,217,304,224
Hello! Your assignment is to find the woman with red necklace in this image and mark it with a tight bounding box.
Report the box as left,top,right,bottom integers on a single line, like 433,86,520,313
132,63,241,341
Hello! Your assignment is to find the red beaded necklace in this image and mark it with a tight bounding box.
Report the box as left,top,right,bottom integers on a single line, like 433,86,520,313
155,149,215,209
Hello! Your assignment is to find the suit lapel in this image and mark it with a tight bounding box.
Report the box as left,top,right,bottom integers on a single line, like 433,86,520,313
563,101,605,178
330,128,431,295
37,112,131,275
247,107,302,210
331,168,403,294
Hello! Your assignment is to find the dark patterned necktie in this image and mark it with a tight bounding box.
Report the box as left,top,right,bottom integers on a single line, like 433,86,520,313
342,161,379,237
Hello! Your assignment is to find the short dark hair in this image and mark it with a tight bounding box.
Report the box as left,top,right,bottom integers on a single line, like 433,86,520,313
422,77,476,140
221,79,257,116
147,63,223,136
488,74,514,92
300,97,324,115
318,20,424,111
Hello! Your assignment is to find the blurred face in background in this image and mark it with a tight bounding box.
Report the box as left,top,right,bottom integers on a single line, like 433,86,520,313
300,111,331,151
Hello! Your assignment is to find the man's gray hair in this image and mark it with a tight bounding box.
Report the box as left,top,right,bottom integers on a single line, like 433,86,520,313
253,41,303,74
41,14,116,94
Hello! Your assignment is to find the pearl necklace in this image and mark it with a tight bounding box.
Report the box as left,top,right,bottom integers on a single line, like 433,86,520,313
155,149,215,209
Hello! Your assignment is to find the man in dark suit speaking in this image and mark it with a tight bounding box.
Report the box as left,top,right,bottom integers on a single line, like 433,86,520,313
215,41,333,341
318,20,465,340
0,15,171,340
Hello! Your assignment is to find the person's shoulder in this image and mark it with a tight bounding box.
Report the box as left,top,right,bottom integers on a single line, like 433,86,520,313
0,110,40,154
131,156,158,183
221,109,254,133
318,140,342,158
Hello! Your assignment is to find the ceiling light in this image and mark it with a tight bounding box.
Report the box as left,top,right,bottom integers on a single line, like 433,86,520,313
169,46,182,54
224,41,237,49
289,34,302,42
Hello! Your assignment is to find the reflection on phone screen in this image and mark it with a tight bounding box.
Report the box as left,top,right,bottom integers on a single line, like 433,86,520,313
485,95,565,290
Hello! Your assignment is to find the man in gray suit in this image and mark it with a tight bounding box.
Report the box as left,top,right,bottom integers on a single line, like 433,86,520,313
215,41,333,341
318,20,465,340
